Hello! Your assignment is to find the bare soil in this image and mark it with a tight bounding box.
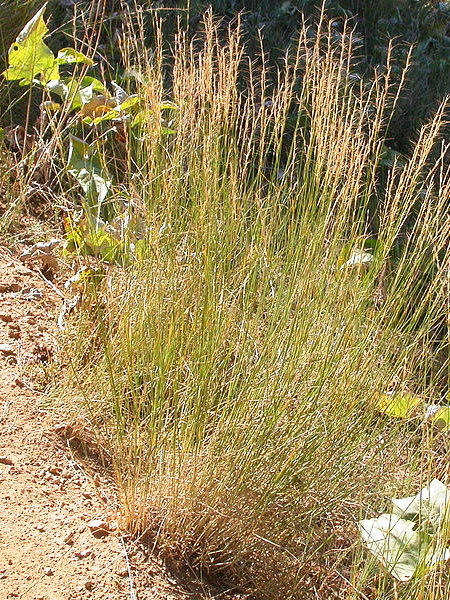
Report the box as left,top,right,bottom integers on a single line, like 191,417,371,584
0,245,204,600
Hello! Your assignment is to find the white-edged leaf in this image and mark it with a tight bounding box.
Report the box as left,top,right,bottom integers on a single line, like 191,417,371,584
359,514,429,581
341,249,373,270
111,81,128,105
391,480,450,531
56,48,94,66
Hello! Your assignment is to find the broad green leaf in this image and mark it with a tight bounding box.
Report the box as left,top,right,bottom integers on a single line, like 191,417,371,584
47,76,106,110
131,110,147,127
111,81,128,105
81,217,124,263
67,135,111,206
338,239,382,268
340,249,373,270
376,392,423,419
77,83,96,108
45,78,69,99
391,480,450,532
431,407,450,432
83,109,120,126
56,48,94,66
119,95,140,111
359,513,450,581
160,101,178,110
68,135,90,164
3,3,59,85
15,3,48,44
359,514,429,581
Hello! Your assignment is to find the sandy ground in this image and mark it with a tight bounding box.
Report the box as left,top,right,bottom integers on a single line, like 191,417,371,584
0,245,200,600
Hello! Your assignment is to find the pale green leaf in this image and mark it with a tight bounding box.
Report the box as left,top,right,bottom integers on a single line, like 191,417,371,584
160,101,178,110
118,95,140,111
359,480,450,581
340,249,373,270
376,392,423,419
67,135,111,206
56,48,94,66
359,514,430,581
46,76,106,111
391,480,450,531
431,407,450,432
83,110,120,126
3,3,59,84
16,3,48,44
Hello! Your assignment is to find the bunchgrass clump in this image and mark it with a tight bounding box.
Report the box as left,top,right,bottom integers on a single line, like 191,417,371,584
57,9,450,599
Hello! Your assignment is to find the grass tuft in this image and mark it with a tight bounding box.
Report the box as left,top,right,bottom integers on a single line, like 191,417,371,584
54,9,450,599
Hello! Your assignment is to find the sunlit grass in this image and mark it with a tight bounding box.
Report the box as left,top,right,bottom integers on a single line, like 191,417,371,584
54,9,450,600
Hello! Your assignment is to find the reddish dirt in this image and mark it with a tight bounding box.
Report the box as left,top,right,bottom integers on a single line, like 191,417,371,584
0,245,200,600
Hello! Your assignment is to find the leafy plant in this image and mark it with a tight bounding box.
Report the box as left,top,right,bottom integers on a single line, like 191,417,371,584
359,480,450,582
3,3,93,87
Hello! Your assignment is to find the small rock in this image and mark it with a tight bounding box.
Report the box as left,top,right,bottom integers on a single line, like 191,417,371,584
35,524,45,532
63,530,75,545
84,580,94,591
0,456,13,465
0,344,15,357
87,519,110,536
0,282,20,293
0,313,12,322
75,549,92,559
43,567,53,576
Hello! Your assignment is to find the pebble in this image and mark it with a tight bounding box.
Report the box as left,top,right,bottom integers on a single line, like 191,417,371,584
0,313,12,322
43,567,53,576
0,456,13,465
0,344,15,356
0,282,20,293
84,580,94,591
63,530,76,545
87,518,110,536
75,549,92,559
